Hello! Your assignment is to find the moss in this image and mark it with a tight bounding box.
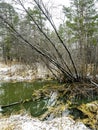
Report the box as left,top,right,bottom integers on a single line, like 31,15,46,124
76,101,98,129
31,82,98,129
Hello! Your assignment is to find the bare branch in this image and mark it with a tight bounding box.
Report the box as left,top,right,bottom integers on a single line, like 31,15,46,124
33,0,78,79
0,14,74,80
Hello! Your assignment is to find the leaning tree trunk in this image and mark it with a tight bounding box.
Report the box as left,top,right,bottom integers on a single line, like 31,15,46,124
0,0,81,83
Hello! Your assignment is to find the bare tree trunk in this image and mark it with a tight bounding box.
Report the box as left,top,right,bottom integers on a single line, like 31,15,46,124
0,0,81,82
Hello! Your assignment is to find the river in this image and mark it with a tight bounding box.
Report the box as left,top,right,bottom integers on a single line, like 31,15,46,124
0,80,57,116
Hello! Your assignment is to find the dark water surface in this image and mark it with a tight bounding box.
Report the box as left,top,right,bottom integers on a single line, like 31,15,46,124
0,80,57,116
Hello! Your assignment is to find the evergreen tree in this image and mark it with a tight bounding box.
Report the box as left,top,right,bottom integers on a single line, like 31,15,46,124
63,0,98,77
0,2,19,63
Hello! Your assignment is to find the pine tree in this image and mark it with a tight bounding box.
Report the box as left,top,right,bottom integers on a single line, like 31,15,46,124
0,2,19,63
63,0,98,78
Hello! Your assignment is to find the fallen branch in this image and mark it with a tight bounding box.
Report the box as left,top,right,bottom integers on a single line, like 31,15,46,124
1,95,49,109
1,98,32,109
90,80,98,87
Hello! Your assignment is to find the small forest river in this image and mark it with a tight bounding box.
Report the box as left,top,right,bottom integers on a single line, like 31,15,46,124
0,80,98,130
0,80,57,116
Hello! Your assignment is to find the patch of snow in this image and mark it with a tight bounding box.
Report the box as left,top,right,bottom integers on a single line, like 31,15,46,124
22,122,41,130
0,63,34,82
0,114,91,130
0,63,52,82
48,91,58,106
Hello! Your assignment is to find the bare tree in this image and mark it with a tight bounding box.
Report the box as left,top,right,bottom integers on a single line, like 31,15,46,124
0,0,97,83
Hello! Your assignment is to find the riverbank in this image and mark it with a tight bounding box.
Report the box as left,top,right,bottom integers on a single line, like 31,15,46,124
0,62,51,82
0,62,98,130
0,114,90,130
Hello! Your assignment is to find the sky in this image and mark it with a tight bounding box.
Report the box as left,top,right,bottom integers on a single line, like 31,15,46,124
16,0,70,28
4,0,98,28
42,0,98,28
42,0,70,28
3,0,70,28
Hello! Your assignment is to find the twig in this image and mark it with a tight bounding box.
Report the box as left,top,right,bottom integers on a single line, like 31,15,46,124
90,80,98,87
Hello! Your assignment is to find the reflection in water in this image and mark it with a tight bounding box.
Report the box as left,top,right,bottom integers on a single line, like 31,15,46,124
0,84,1,88
0,89,4,104
0,89,4,95
0,106,3,112
0,81,57,116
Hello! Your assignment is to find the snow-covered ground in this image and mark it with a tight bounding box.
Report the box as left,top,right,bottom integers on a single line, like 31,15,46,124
0,63,34,82
0,63,51,82
0,114,90,130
